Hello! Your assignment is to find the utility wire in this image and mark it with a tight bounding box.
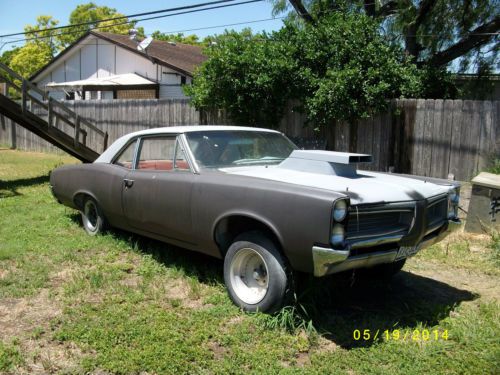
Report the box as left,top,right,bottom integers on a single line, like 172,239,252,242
0,0,245,38
1,0,265,45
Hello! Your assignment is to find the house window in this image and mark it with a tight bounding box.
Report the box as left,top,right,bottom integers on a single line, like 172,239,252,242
101,91,113,100
181,76,186,85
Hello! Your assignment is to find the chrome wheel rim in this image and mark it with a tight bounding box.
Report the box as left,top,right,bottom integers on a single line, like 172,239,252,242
83,200,98,232
229,248,269,305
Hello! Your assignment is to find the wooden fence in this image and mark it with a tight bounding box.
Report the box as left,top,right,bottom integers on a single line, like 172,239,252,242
1,98,498,181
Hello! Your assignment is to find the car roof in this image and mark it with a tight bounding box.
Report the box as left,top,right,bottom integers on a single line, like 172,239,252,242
126,125,280,137
94,125,282,164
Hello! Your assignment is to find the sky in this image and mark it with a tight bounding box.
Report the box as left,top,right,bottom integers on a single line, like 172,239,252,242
0,0,285,51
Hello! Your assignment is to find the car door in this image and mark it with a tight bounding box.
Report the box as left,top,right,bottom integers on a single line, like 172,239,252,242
122,135,195,244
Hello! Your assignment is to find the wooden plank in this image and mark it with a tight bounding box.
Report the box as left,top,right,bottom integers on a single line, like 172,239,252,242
379,110,392,172
364,116,374,170
372,113,381,170
11,119,16,149
448,100,463,179
438,100,454,179
455,100,472,180
468,101,482,179
411,99,426,175
475,101,492,173
429,99,444,178
420,100,435,176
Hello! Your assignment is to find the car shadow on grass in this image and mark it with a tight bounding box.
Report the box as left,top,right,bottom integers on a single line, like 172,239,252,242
295,271,478,349
68,213,478,349
0,174,50,198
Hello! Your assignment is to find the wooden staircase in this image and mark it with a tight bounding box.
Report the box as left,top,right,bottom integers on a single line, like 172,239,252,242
0,62,108,162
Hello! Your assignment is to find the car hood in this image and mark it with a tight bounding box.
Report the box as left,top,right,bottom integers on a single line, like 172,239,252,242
219,166,452,205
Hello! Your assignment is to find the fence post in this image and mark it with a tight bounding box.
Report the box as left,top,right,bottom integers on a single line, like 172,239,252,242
103,132,109,152
74,115,80,149
10,121,16,150
21,80,27,113
47,98,53,129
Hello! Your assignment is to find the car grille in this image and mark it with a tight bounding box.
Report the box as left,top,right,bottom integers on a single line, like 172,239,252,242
426,196,448,231
346,206,414,239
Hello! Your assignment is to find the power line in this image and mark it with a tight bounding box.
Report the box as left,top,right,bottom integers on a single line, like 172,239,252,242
148,17,286,36
1,0,265,45
0,0,244,38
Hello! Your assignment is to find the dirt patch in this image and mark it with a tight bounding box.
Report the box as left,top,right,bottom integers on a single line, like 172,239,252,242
0,288,83,373
0,289,61,342
207,340,228,360
316,336,339,353
408,258,500,301
165,280,204,309
50,268,75,288
18,338,83,374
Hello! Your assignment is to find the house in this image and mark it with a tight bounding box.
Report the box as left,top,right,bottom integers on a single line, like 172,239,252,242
30,31,206,100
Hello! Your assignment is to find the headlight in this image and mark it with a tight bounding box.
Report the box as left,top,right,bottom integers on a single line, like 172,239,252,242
331,224,345,246
333,199,347,222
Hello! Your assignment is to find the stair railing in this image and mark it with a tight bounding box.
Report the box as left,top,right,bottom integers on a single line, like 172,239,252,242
0,61,108,153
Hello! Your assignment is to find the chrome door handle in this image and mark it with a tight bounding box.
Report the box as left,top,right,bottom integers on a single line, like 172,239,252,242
124,179,134,188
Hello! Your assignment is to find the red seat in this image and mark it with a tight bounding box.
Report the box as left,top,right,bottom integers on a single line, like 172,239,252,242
137,160,189,171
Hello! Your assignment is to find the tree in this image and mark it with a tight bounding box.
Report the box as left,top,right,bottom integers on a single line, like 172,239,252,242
9,42,53,78
57,2,142,47
187,14,422,127
151,31,201,46
8,15,60,78
0,47,21,67
185,29,299,127
269,1,499,72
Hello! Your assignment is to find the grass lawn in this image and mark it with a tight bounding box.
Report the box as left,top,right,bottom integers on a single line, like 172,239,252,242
0,149,499,374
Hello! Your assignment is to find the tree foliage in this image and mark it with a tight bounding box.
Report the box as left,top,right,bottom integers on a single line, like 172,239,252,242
6,16,59,78
57,2,141,47
269,0,499,73
185,28,299,127
187,14,423,127
151,32,201,46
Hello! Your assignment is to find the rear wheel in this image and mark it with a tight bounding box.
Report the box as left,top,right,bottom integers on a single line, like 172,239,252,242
223,232,292,313
81,197,106,236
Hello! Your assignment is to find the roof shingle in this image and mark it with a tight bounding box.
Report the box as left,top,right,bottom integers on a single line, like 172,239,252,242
92,31,206,76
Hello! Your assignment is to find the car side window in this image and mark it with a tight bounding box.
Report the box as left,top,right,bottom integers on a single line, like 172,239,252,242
114,140,137,169
174,140,190,171
137,136,176,171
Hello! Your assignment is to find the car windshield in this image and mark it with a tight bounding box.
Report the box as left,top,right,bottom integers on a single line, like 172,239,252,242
185,130,298,168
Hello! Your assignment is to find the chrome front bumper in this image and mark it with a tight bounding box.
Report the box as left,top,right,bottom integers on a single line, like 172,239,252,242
312,219,461,277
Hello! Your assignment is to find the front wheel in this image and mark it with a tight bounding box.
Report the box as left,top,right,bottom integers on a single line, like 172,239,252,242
223,232,293,313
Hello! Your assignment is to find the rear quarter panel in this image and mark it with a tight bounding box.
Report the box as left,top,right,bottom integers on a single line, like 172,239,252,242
50,163,128,227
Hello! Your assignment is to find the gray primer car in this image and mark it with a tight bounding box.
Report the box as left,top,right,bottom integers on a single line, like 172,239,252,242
50,126,461,312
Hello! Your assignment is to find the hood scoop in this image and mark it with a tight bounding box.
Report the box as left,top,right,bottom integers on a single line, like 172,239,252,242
278,150,372,177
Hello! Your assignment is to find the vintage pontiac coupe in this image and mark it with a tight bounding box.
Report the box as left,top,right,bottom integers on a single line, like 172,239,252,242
50,126,461,312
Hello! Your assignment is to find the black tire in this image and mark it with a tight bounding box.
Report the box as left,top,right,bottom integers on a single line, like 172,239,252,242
81,197,106,236
362,259,406,279
223,231,293,313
